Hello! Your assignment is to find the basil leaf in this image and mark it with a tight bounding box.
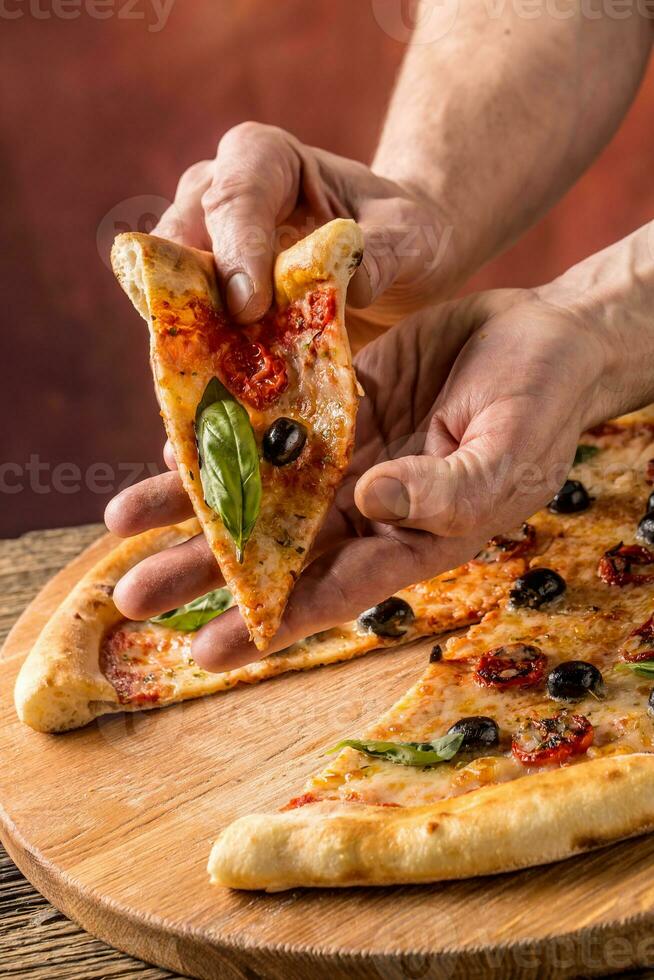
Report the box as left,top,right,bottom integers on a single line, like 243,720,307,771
573,444,599,466
195,378,262,563
617,660,654,678
150,587,234,632
328,732,464,767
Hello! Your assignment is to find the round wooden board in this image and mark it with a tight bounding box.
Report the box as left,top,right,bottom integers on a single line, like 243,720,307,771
2,538,654,980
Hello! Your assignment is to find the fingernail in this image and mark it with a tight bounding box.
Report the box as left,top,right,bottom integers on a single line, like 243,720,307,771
225,272,254,317
364,477,410,522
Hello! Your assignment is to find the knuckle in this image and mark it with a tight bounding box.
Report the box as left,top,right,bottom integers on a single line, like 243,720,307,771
201,172,269,215
217,120,282,153
176,159,212,197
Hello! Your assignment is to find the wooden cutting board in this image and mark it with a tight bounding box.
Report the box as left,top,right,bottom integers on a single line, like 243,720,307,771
2,536,654,979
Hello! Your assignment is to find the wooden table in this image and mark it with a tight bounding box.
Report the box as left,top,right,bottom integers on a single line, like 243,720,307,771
0,526,184,979
1,525,654,980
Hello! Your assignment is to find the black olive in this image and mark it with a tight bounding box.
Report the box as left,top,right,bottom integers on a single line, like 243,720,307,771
649,688,654,716
429,644,442,663
262,418,307,466
447,716,499,750
637,511,654,546
358,597,415,637
548,479,591,514
648,491,654,512
547,661,605,701
509,568,566,609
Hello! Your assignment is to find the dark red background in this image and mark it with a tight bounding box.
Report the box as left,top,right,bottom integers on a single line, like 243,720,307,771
3,1,653,536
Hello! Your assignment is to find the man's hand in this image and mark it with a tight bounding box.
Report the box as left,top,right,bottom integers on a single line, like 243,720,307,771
106,282,625,672
154,122,455,347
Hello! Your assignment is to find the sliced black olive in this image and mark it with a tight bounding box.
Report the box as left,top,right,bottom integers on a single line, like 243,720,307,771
358,597,415,637
547,661,605,701
429,644,442,663
647,491,654,512
637,511,654,546
548,479,591,514
447,716,499,750
262,418,307,466
649,689,654,716
509,568,566,609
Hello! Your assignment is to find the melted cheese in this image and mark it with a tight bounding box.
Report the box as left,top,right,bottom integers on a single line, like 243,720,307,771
298,418,654,808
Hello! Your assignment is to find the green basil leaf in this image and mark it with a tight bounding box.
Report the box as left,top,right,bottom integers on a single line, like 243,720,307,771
617,660,654,678
150,587,234,631
328,732,465,767
195,378,262,563
573,444,600,466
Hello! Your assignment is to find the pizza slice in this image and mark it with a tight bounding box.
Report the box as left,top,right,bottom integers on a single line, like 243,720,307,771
111,219,363,650
14,520,535,733
207,412,654,890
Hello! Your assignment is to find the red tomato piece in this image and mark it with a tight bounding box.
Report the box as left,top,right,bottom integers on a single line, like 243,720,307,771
512,713,593,766
475,643,547,690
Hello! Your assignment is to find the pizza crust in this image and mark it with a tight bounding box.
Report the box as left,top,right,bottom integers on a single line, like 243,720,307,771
111,220,363,651
14,521,199,733
208,753,654,890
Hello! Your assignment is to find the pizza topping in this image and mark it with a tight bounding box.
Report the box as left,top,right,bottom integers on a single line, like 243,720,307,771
358,597,415,637
636,512,654,546
195,378,262,563
619,615,654,662
649,689,654,716
597,543,654,587
219,340,288,409
648,491,654,512
100,627,175,706
475,643,546,689
429,643,443,663
262,417,308,467
509,568,566,609
281,793,321,810
512,713,594,766
548,479,591,514
573,443,600,465
149,587,234,631
475,523,536,562
647,459,654,485
446,716,499,750
546,661,605,701
331,732,464,767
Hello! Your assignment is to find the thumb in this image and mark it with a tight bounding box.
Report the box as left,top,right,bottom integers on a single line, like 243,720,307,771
354,439,524,538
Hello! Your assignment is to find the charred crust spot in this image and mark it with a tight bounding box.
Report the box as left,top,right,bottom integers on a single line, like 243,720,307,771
426,820,440,834
349,249,363,270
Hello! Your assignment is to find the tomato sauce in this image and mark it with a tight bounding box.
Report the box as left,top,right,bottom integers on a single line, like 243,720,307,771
100,627,173,705
154,286,336,411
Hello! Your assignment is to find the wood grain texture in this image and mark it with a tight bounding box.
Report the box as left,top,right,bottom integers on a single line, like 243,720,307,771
3,529,654,979
0,526,181,979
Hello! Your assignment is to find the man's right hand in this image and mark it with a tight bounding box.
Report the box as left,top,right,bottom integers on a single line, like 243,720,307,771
154,122,456,348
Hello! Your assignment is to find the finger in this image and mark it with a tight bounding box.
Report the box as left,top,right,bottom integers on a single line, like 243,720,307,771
113,534,223,621
163,440,178,471
105,471,193,537
154,160,213,248
347,196,450,316
202,123,300,323
191,529,471,672
354,415,557,538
